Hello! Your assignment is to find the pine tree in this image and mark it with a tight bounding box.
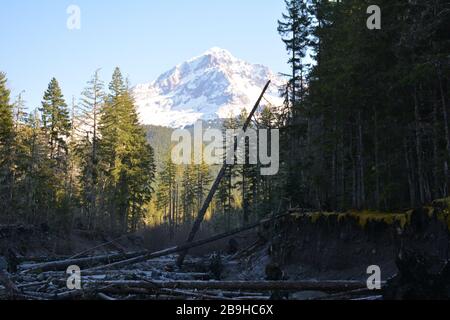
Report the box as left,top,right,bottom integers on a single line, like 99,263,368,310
76,70,105,229
0,72,14,216
20,111,54,224
278,0,312,109
216,116,239,229
278,0,313,208
40,78,71,168
193,160,212,215
10,93,29,217
156,154,177,238
181,163,197,224
275,0,450,212
99,68,156,232
234,109,258,224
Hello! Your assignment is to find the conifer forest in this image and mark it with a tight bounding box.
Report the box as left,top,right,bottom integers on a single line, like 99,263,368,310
1,0,450,304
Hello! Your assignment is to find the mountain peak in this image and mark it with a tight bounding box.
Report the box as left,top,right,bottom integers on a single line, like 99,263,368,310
133,49,284,128
185,47,236,70
203,47,233,57
204,46,230,54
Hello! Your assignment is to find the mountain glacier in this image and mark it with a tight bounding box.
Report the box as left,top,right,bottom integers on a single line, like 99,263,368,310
133,47,285,128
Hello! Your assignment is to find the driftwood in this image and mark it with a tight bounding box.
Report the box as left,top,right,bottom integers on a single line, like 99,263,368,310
97,292,117,301
82,280,366,293
159,288,233,300
8,252,371,300
193,290,267,298
20,251,146,273
40,269,209,280
177,81,272,267
312,288,377,300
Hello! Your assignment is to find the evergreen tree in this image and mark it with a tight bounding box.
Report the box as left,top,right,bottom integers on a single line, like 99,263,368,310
40,78,71,168
193,160,212,215
99,68,156,232
76,70,105,229
278,0,313,207
0,72,14,216
216,116,239,228
277,0,450,211
156,154,177,238
278,0,312,108
181,163,197,224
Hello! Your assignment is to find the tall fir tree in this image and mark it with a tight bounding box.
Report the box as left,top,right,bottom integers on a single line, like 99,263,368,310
0,72,14,216
76,70,105,229
99,68,156,232
40,78,71,169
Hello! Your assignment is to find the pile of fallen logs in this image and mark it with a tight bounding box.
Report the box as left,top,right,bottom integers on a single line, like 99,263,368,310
0,214,380,300
1,243,379,301
1,253,373,300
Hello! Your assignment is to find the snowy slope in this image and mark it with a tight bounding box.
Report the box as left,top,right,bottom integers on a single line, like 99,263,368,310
133,47,284,128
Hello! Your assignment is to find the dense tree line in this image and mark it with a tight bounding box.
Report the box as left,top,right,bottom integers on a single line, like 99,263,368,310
150,105,281,235
279,0,450,211
0,69,155,233
3,0,448,238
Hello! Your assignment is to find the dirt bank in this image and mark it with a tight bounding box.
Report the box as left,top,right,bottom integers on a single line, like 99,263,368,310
266,205,450,281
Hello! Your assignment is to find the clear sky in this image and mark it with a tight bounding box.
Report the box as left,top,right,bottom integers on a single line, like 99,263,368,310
0,0,290,110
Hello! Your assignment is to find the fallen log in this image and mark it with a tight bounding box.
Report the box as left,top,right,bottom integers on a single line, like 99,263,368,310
201,290,267,298
97,292,117,301
233,296,270,300
20,251,147,273
352,295,383,301
17,281,49,289
159,288,233,300
87,212,292,271
82,280,367,293
39,269,209,280
312,288,377,300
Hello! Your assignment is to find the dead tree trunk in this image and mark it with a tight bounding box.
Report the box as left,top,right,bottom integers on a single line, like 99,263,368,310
88,212,290,271
176,81,271,267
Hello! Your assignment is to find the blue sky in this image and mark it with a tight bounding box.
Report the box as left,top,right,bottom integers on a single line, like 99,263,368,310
0,0,290,110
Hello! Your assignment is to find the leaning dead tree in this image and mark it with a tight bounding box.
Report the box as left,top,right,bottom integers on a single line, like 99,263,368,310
19,212,291,273
176,80,272,267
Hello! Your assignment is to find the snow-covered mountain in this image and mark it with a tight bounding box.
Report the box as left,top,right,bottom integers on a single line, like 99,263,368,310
133,47,284,128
